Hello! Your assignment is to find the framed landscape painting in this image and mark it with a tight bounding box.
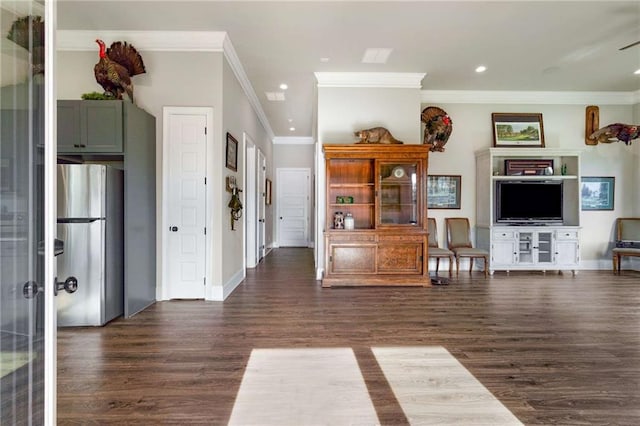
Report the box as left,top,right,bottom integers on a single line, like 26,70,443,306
492,113,545,147
581,176,614,210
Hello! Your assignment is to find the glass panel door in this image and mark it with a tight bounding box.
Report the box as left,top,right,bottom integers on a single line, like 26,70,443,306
536,231,553,264
379,162,419,226
0,4,49,423
518,232,533,263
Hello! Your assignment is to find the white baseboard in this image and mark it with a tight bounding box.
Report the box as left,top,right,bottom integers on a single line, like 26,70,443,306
208,268,245,301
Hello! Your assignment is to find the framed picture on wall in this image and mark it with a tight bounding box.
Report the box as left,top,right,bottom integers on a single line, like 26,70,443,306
492,113,545,147
581,176,615,210
226,132,238,171
427,175,461,209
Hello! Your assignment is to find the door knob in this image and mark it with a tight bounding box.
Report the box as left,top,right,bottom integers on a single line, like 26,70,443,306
55,276,78,296
170,226,178,232
23,281,43,299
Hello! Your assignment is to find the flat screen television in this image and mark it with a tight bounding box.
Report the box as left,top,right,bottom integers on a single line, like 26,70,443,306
495,180,563,224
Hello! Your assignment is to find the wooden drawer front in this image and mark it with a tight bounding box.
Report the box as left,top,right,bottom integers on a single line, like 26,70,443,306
329,245,376,274
378,234,425,243
377,243,422,274
493,230,516,239
328,233,376,243
556,230,578,240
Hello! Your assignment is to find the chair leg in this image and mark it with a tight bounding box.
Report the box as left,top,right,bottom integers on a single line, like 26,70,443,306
455,256,460,277
435,258,440,274
484,256,488,277
448,256,453,277
612,254,617,274
469,258,473,273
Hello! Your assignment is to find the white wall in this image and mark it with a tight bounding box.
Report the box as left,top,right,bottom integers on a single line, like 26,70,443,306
221,57,273,295
318,87,422,144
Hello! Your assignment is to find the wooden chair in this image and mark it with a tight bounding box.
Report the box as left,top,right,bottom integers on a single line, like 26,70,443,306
445,217,489,277
427,218,454,276
612,218,640,274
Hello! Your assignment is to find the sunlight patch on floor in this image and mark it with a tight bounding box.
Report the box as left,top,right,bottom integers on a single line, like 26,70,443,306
228,348,379,425
229,346,522,425
373,346,523,425
0,352,34,378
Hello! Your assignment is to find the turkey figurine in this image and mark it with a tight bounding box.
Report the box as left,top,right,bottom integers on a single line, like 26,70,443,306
589,123,639,145
94,39,146,102
421,106,453,152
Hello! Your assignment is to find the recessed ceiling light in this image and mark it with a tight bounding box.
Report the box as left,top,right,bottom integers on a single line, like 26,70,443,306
362,48,393,64
289,127,296,131
288,118,293,122
279,83,288,90
475,65,487,73
265,92,285,101
634,68,640,75
320,57,330,63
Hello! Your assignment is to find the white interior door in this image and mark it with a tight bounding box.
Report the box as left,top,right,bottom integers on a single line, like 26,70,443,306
258,150,266,260
277,168,310,247
165,111,207,299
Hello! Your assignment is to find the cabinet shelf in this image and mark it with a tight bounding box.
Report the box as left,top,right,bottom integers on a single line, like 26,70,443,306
492,175,577,181
329,183,374,187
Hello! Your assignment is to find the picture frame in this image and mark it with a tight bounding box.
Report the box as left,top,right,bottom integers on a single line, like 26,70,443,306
225,132,238,171
492,113,545,147
581,176,615,211
265,178,272,205
427,175,461,209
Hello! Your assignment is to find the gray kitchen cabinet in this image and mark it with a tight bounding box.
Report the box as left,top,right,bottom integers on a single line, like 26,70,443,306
57,100,123,153
56,100,156,318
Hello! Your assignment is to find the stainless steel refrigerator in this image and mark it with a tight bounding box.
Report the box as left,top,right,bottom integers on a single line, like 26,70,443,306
56,164,124,326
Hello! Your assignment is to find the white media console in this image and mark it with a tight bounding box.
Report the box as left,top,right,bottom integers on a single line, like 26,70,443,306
475,148,582,274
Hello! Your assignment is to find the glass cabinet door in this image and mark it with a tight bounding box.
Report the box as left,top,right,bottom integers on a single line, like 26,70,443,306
379,162,419,226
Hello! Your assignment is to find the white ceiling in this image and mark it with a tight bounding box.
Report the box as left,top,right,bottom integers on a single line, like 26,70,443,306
57,1,640,138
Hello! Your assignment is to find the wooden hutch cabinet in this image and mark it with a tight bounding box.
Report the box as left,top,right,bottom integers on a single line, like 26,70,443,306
322,144,431,287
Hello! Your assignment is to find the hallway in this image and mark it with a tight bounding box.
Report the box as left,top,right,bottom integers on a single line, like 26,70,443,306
57,248,640,424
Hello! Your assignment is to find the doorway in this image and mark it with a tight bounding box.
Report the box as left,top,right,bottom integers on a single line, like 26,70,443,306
277,168,310,247
162,107,212,299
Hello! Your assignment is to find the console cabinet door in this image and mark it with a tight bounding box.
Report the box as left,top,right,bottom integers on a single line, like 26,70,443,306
377,242,423,274
555,240,579,266
492,240,517,265
327,244,376,274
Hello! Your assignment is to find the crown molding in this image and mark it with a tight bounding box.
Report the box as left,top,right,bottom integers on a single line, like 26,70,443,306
421,90,640,105
222,36,275,140
273,137,315,145
315,72,425,88
57,30,275,140
57,30,227,51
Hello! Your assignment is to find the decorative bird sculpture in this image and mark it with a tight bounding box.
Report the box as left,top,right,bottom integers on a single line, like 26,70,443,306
6,15,45,76
94,39,146,102
589,123,639,145
421,106,453,152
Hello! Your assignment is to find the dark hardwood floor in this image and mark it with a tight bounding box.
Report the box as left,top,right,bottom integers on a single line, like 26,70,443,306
57,248,640,425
